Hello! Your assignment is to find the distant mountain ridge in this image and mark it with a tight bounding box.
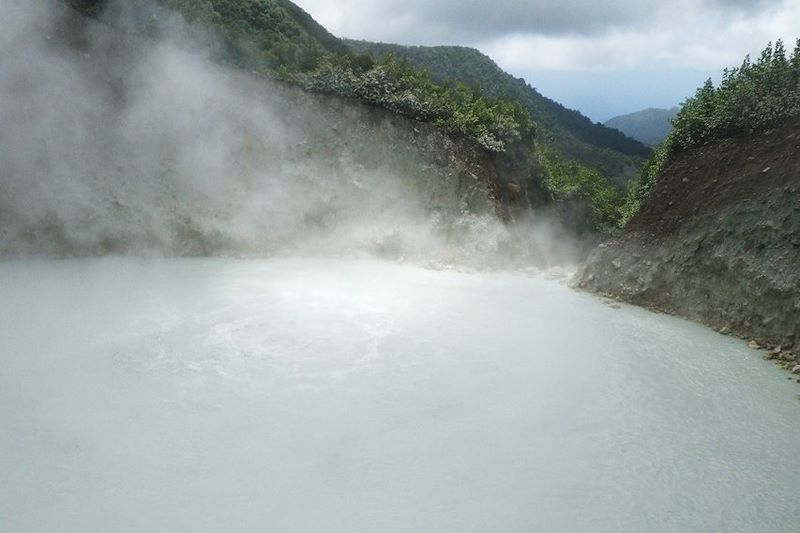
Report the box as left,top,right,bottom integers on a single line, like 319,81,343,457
604,107,679,146
345,40,651,182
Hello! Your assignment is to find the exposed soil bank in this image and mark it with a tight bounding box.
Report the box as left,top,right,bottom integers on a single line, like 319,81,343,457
577,121,800,362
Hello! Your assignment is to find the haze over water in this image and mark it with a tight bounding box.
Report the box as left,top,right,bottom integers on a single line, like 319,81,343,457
3,4,800,531
2,257,798,532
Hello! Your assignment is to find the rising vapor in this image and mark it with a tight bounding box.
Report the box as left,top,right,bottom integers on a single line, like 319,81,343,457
0,0,578,268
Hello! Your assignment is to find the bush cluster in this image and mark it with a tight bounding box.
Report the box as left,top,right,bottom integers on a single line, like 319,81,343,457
290,55,534,152
153,1,536,153
536,148,625,233
621,38,800,226
346,41,651,180
672,39,800,150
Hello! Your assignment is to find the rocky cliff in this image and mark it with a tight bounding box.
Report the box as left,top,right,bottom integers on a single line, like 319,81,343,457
577,122,800,363
0,1,539,261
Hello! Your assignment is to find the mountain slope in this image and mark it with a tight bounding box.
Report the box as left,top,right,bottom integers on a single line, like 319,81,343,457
345,41,651,182
69,0,348,70
61,0,633,233
579,41,800,364
577,121,800,361
604,107,678,146
3,1,537,260
72,0,534,156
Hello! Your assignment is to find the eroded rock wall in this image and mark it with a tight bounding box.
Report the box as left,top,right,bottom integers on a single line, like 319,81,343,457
577,123,800,357
0,2,536,259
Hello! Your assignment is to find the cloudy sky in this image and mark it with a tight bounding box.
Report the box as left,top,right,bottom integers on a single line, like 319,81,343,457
294,0,800,122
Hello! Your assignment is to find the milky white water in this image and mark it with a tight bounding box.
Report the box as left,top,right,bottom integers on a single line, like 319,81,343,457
1,258,798,532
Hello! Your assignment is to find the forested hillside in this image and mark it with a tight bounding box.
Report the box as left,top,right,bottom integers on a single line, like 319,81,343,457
9,0,541,260
345,41,651,180
604,108,678,146
622,39,800,225
67,0,533,155
69,0,347,70
671,39,800,149
66,0,643,233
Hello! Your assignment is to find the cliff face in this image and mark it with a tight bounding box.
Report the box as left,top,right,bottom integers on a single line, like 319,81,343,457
345,40,650,183
0,2,536,260
271,82,538,224
577,122,800,358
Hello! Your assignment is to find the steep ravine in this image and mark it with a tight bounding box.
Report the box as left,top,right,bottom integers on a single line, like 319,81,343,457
577,122,800,366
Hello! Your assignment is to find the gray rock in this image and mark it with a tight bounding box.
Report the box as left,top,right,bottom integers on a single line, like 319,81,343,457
574,127,800,387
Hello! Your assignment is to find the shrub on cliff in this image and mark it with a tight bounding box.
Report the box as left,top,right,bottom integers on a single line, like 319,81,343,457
292,55,534,153
621,38,800,226
345,40,651,183
74,0,536,154
618,137,672,226
672,39,800,150
536,148,625,233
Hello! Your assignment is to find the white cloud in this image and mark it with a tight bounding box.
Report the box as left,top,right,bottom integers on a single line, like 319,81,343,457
294,0,800,116
297,0,800,74
296,0,661,44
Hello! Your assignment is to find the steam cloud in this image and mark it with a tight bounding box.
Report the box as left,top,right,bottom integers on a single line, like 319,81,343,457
0,0,578,269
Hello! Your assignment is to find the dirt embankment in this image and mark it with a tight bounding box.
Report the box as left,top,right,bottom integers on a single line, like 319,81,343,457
577,121,800,367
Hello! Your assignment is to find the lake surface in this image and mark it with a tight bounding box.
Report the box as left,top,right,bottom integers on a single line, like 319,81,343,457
1,258,798,532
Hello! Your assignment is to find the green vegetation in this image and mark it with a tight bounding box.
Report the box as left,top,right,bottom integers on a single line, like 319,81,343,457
70,0,346,70
345,41,651,181
290,54,534,152
671,39,800,149
621,39,800,226
67,0,641,232
537,149,627,233
158,0,348,71
68,0,532,153
618,139,672,227
163,2,533,151
344,41,656,231
604,107,679,147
